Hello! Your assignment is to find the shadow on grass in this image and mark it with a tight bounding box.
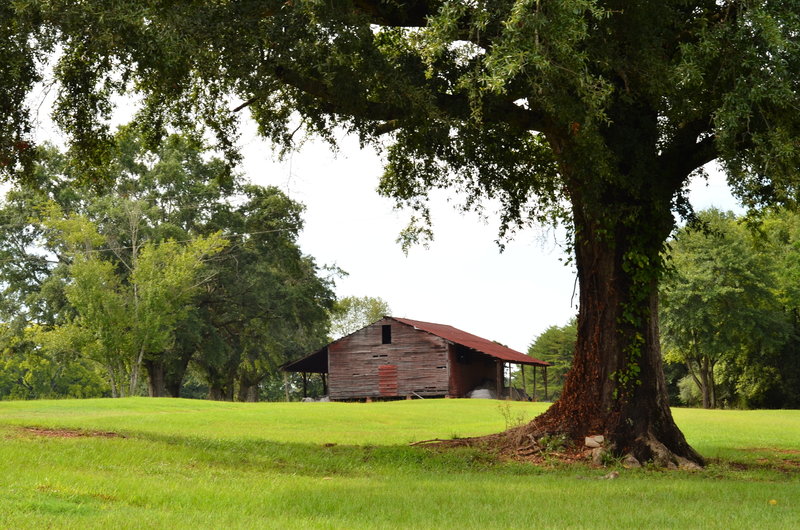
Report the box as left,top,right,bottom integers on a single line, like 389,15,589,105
9,422,798,481
91,427,569,481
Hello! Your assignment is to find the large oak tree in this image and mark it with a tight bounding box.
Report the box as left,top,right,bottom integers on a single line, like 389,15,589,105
4,0,800,466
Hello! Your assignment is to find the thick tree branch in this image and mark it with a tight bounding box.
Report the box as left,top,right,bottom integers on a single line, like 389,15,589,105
680,135,717,176
349,0,441,27
373,120,400,135
659,119,718,186
272,65,398,121
231,97,257,113
266,63,551,134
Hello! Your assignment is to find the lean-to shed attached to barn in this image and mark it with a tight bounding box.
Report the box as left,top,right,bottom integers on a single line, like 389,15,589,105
282,316,550,400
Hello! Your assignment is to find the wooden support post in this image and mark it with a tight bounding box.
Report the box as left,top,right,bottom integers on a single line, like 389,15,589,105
321,373,328,395
283,371,290,402
302,372,307,398
543,365,548,402
508,363,514,401
521,365,527,400
533,365,537,401
495,361,503,399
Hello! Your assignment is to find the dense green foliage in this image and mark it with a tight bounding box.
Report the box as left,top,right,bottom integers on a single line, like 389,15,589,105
0,130,335,400
661,209,800,409
5,1,800,215
0,399,798,528
329,295,391,339
40,204,228,397
0,327,108,400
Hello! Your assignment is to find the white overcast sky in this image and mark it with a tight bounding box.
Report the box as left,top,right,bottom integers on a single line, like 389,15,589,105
237,119,743,352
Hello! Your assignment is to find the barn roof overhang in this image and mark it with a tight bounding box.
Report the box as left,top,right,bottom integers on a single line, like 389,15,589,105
281,347,328,373
451,342,546,367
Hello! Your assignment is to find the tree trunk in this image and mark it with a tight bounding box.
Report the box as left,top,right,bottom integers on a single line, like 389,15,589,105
207,387,226,401
144,355,192,398
526,198,704,468
207,376,235,401
699,359,711,409
165,376,183,399
709,360,717,409
237,383,260,402
207,385,235,401
144,359,168,397
107,367,119,398
166,351,193,398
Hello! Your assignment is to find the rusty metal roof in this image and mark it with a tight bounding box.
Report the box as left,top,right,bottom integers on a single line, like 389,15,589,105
391,317,549,366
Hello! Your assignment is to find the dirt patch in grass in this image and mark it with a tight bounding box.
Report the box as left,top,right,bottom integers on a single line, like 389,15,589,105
740,447,800,471
756,457,800,468
743,447,800,455
19,426,124,439
707,454,800,475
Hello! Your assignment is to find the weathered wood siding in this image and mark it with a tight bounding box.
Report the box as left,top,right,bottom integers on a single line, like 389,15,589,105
447,344,499,397
328,318,449,399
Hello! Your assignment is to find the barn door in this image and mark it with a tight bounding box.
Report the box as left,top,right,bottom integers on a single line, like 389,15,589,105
378,364,398,397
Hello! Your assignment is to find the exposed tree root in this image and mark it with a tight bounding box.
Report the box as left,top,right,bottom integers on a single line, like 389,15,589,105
625,431,703,470
413,419,704,470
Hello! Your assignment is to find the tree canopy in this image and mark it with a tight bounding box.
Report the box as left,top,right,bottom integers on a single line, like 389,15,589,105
0,129,335,400
661,209,800,409
329,296,392,339
5,0,800,466
661,210,785,408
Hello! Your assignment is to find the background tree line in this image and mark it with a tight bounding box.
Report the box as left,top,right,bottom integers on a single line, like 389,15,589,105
0,127,340,401
660,209,800,409
518,208,800,410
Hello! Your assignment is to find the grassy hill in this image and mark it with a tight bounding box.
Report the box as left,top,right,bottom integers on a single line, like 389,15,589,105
1,398,798,528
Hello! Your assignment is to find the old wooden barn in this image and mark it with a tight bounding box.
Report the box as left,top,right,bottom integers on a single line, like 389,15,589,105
282,316,550,400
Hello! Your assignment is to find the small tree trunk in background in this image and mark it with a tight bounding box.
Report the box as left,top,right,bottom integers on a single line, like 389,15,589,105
163,351,193,398
203,362,236,401
699,360,711,409
165,378,183,398
107,368,119,398
207,384,234,401
237,383,259,402
129,345,146,396
208,387,226,401
144,359,167,397
710,364,717,409
145,357,190,398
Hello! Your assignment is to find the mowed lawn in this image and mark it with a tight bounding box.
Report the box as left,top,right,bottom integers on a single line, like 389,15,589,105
0,399,798,529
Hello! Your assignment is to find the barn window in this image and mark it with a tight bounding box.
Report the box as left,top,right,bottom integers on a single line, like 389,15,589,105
382,325,392,344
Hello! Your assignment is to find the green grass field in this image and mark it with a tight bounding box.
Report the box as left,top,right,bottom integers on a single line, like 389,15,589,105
0,398,798,528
